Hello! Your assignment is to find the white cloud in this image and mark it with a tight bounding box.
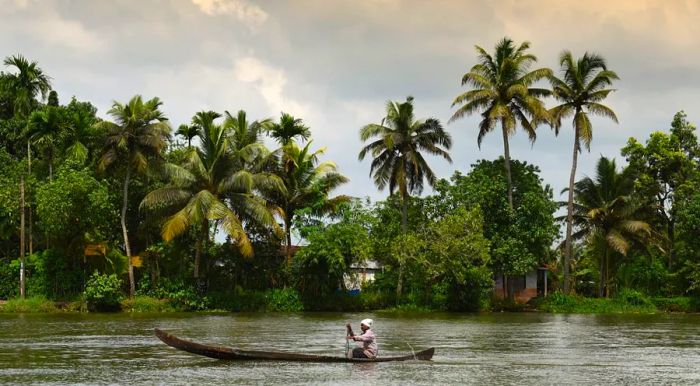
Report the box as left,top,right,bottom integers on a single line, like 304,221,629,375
233,56,309,117
190,0,267,30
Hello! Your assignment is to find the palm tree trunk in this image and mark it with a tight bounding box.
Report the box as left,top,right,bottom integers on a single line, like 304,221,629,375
598,246,607,298
563,131,580,295
27,141,33,256
19,176,26,299
396,193,409,302
121,167,135,299
193,220,207,279
501,126,514,210
285,215,293,265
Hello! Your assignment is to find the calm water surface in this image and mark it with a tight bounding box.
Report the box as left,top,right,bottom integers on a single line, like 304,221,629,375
1,312,699,385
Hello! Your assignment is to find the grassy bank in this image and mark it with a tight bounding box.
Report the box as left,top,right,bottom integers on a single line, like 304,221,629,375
534,290,700,314
2,290,699,314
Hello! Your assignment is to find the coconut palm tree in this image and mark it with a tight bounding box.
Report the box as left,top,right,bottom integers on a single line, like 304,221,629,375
263,141,350,264
569,157,651,297
549,51,619,294
359,96,452,298
3,55,51,118
449,37,550,209
141,111,283,278
267,112,310,146
97,95,171,298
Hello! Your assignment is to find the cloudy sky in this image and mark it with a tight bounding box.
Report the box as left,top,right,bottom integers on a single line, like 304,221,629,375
2,0,699,204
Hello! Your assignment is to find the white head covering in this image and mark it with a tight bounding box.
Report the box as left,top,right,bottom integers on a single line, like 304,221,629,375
360,318,373,328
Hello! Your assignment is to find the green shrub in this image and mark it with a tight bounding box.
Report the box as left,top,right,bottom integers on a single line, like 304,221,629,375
137,278,209,311
266,288,303,312
0,296,57,313
652,297,700,313
0,260,18,299
616,288,653,307
84,272,124,312
538,291,657,314
121,296,177,312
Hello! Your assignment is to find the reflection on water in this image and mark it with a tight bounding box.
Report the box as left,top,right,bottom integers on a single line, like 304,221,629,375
1,312,700,385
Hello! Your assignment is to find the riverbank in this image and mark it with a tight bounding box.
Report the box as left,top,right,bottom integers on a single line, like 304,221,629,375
2,291,699,314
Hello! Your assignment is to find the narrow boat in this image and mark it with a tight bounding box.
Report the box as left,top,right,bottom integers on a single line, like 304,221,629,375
155,328,434,362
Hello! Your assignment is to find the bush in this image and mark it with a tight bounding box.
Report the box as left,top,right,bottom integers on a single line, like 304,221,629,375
538,291,657,314
137,278,210,311
84,272,124,312
652,297,700,313
265,288,303,312
121,296,177,312
0,260,18,299
0,296,57,313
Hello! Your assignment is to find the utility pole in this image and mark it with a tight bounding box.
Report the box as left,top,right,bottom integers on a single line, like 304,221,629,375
20,176,26,299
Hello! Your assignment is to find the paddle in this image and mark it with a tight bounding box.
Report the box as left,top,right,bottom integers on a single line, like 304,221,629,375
345,323,355,357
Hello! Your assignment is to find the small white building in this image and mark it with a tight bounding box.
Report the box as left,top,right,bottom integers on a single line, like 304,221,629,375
344,260,382,291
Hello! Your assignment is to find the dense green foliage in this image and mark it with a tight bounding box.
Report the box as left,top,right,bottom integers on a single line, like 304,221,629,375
1,43,699,314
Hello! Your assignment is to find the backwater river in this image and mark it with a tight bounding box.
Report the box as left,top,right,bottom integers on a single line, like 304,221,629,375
1,312,699,385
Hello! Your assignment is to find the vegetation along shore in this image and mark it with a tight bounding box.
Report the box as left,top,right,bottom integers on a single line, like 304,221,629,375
2,37,700,314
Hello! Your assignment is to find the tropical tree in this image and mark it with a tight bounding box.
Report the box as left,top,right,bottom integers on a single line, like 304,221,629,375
549,51,619,293
175,124,200,148
26,106,64,180
62,98,100,165
2,55,51,118
141,111,282,278
359,96,452,298
267,112,310,146
569,157,651,297
97,95,171,298
449,37,550,209
264,141,350,264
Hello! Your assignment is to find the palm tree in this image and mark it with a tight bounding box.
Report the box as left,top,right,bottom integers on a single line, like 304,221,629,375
359,96,452,298
267,112,310,146
569,157,651,297
62,98,99,164
4,55,51,256
449,37,550,209
26,106,64,181
97,95,171,298
263,141,350,264
3,55,51,118
175,124,200,148
141,111,282,278
549,51,619,294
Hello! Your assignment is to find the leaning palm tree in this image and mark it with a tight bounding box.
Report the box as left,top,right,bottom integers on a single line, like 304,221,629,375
141,111,282,278
263,141,350,264
3,55,51,118
449,37,550,209
569,157,651,297
267,112,310,146
549,51,619,294
97,95,171,298
359,96,452,298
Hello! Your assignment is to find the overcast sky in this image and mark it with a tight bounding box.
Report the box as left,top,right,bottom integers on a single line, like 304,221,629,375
2,0,699,205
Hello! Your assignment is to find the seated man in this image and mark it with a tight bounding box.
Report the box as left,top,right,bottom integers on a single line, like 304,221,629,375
346,318,378,359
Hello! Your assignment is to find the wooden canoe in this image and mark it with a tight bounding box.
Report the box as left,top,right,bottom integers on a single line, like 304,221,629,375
155,328,434,362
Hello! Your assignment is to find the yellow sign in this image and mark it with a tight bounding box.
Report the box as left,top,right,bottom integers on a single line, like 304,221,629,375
131,255,142,268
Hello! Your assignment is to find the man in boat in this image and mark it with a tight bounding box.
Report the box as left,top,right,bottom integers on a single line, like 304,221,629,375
346,318,378,359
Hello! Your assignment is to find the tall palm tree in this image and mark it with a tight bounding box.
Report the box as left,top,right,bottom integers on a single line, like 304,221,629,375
4,55,51,256
97,95,171,298
449,37,550,209
3,55,51,118
62,98,99,165
263,141,350,264
549,51,619,294
359,96,452,298
267,112,310,146
569,157,651,297
141,111,282,278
